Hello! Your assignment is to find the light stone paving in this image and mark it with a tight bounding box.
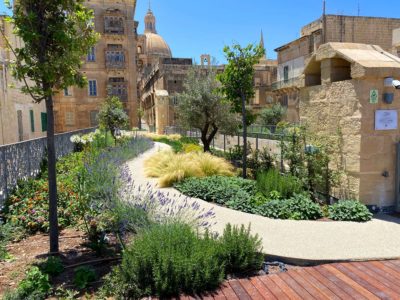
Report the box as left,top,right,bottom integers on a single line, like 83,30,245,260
127,143,400,262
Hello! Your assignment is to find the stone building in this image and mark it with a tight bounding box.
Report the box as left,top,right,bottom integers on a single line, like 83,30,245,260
136,12,278,133
53,0,138,133
0,16,47,145
251,32,278,112
274,15,400,122
300,43,400,211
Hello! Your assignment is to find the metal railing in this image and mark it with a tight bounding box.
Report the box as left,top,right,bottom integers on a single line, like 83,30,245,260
0,127,96,203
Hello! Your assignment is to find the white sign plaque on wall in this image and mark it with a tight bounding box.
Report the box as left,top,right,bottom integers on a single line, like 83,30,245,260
375,110,398,130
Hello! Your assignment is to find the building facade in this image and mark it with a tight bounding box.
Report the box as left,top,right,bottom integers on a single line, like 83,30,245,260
53,0,139,133
274,15,400,122
300,43,400,211
0,16,47,145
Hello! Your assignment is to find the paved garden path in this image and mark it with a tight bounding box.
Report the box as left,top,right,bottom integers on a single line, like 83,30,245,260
127,143,400,262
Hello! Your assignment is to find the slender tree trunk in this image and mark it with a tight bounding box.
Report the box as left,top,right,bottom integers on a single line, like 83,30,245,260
241,94,247,178
203,126,218,153
45,94,59,254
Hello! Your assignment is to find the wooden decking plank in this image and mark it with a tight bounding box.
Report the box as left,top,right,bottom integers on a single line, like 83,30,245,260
294,269,339,300
384,261,400,274
220,282,239,300
314,265,366,299
353,262,400,294
212,288,228,300
257,275,290,300
269,274,303,300
280,272,315,300
249,276,277,300
238,278,266,300
363,261,400,287
302,268,348,300
322,264,380,300
229,280,251,300
370,261,400,281
288,270,329,299
336,263,393,299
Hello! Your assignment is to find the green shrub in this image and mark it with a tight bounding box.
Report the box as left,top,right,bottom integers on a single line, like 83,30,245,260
74,266,96,289
118,223,225,298
259,103,287,126
180,136,200,145
285,194,323,220
256,169,303,199
255,194,322,220
39,256,64,276
225,192,257,214
5,266,52,300
175,176,256,205
254,200,289,219
328,200,372,222
219,224,263,274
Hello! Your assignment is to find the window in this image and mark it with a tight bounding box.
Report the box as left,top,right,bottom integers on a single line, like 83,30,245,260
88,80,97,96
17,110,23,141
65,112,75,126
29,110,35,132
281,95,289,108
90,111,99,126
41,112,47,132
172,96,178,106
64,87,72,96
87,47,96,62
283,66,289,82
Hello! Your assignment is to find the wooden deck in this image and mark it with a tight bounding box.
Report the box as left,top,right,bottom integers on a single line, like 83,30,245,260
180,260,400,299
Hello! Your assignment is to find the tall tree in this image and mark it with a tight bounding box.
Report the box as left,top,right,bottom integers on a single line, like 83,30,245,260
98,96,129,144
176,67,238,152
218,44,263,178
2,0,98,253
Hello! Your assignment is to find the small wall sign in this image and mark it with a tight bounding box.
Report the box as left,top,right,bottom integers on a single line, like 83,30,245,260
370,89,379,104
375,110,398,130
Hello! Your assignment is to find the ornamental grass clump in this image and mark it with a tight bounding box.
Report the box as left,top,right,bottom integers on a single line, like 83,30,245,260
144,150,234,187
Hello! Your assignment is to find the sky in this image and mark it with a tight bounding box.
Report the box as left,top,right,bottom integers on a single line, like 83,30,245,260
1,1,399,63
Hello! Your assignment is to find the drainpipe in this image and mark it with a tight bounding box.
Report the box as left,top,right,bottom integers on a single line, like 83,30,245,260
0,55,6,145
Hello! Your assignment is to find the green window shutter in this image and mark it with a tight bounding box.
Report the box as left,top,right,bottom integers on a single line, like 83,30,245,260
41,112,47,132
30,110,35,132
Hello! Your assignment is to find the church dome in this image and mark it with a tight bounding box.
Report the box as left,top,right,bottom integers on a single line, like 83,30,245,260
145,32,172,58
143,8,172,58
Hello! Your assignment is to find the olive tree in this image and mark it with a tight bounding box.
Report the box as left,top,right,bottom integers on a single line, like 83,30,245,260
2,0,98,253
176,67,238,152
218,43,263,178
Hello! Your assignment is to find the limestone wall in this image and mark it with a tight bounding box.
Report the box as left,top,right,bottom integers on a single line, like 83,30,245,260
300,78,400,209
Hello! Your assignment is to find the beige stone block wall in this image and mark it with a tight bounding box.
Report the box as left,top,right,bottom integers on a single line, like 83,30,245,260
301,76,400,208
300,80,362,201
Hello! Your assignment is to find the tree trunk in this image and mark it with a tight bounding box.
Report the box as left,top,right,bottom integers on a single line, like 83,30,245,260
241,94,247,178
45,94,59,254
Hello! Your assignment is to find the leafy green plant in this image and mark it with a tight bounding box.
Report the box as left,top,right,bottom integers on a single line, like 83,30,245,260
285,194,323,220
328,200,372,222
6,266,52,300
259,103,287,126
118,222,225,298
255,194,322,220
39,256,64,276
74,266,96,289
175,176,256,205
219,224,263,274
256,169,303,199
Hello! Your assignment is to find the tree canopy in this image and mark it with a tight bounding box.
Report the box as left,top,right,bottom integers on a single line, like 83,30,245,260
218,43,263,177
99,96,129,143
176,66,238,152
3,0,98,253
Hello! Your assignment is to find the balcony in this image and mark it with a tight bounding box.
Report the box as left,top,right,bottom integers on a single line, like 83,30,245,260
107,79,128,102
104,16,124,35
105,50,126,69
271,76,301,91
